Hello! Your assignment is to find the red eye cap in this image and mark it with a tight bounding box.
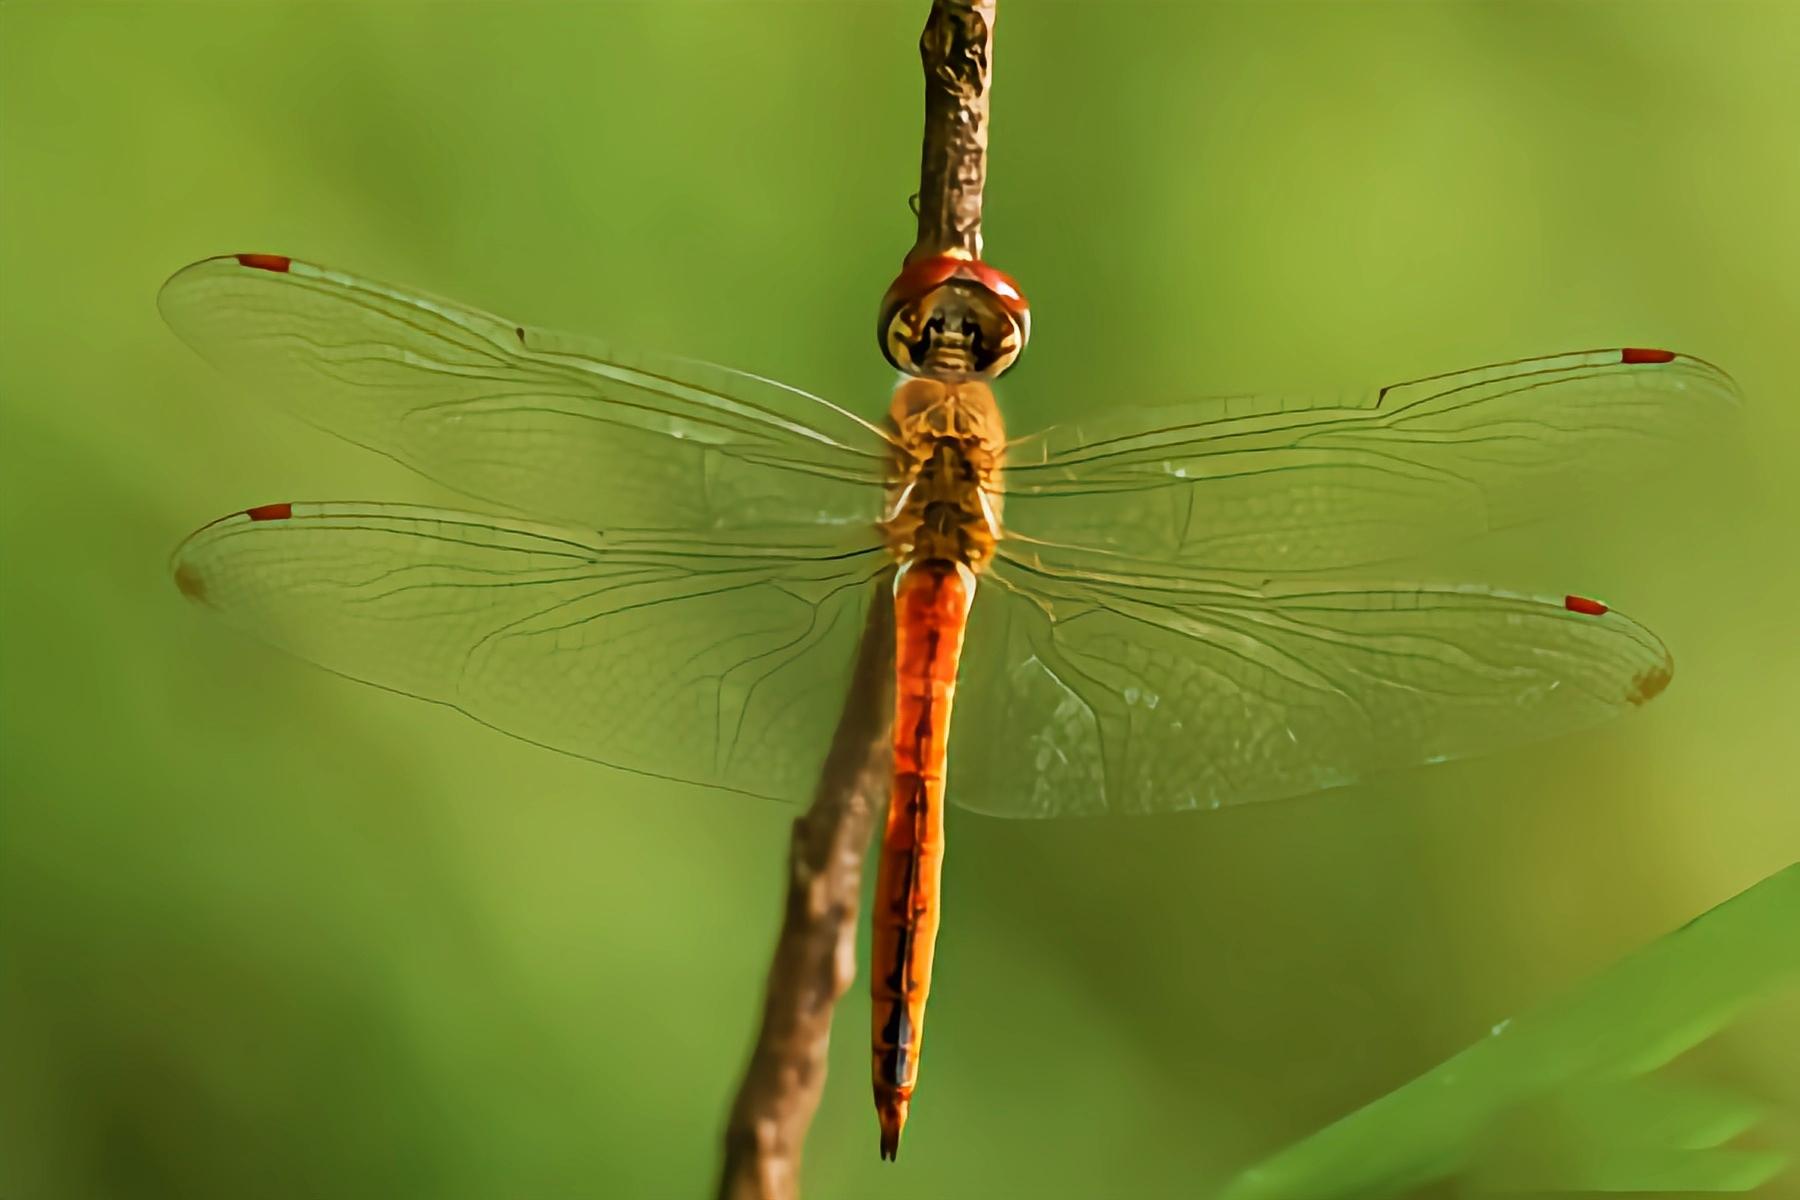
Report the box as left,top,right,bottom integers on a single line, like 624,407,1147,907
882,253,1030,317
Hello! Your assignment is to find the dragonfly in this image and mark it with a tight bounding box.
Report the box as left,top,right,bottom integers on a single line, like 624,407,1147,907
163,251,1738,1159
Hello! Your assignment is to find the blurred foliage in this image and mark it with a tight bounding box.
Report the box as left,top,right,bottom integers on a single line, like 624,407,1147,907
1224,864,1798,1200
3,3,1798,1199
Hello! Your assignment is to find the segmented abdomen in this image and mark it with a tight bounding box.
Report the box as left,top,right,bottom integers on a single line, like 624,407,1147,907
870,558,972,1160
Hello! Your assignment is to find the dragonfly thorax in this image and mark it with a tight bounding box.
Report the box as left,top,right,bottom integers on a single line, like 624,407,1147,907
882,377,1006,572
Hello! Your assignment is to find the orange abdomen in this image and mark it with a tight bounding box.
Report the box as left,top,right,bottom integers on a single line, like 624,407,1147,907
871,559,971,1160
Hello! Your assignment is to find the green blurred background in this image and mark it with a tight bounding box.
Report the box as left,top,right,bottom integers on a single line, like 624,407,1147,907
3,3,1797,1197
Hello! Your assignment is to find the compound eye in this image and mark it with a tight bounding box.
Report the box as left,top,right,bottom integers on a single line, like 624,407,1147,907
877,255,1031,378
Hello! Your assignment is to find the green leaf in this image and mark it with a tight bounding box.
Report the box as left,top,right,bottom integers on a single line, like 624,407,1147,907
1220,864,1800,1200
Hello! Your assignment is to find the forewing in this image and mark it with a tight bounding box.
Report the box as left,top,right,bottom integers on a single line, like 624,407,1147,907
948,546,1671,817
160,255,894,531
1001,349,1740,571
173,502,889,803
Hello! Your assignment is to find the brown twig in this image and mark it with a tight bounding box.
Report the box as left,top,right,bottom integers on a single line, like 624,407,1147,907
715,4,998,1198
717,585,894,1200
911,1,998,263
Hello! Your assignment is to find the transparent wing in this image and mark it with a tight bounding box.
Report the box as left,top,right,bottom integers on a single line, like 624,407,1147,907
159,255,895,531
948,544,1671,818
1000,349,1740,572
173,501,890,803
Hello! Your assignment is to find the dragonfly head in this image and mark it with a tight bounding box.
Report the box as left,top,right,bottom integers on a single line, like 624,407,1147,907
879,253,1030,379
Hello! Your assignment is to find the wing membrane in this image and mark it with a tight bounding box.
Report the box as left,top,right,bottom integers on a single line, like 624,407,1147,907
1001,349,1740,571
949,544,1671,817
174,502,889,802
159,255,895,532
